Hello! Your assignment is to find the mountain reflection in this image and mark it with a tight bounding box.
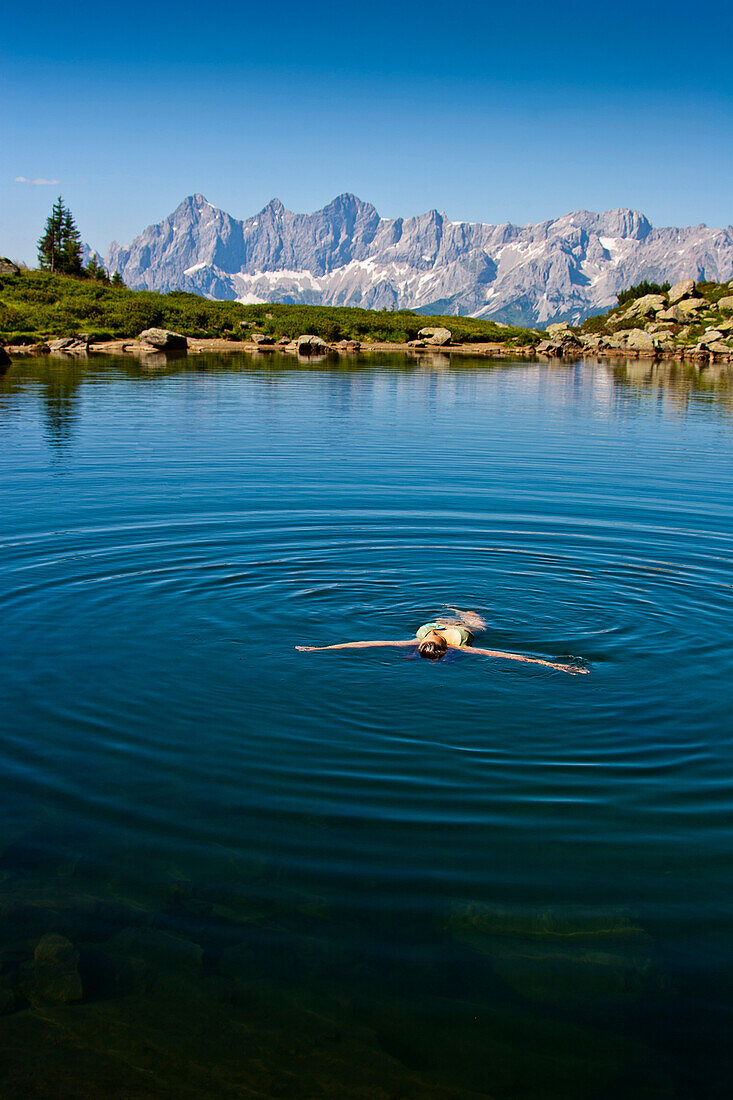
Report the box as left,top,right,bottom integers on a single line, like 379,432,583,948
0,355,731,462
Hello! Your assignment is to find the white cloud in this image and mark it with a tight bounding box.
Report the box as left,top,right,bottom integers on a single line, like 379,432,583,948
14,176,61,186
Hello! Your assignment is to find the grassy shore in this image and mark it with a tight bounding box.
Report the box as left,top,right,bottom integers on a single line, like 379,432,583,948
0,268,540,348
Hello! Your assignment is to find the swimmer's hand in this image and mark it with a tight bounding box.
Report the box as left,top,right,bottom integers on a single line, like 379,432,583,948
296,639,416,652
466,646,589,675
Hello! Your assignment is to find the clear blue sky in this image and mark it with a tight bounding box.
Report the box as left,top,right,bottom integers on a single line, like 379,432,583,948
2,0,732,263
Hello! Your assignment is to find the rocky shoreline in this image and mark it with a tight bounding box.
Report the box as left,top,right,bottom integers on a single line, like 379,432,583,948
4,336,731,368
2,284,732,368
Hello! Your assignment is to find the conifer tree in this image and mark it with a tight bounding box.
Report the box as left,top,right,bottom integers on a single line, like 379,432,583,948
37,197,84,275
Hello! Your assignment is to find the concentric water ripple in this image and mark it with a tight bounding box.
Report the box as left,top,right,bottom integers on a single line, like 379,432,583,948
1,354,733,1098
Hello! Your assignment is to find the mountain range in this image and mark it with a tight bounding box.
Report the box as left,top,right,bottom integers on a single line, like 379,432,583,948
105,194,733,326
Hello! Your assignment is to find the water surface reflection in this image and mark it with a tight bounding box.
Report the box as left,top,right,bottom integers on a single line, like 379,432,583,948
0,353,731,1099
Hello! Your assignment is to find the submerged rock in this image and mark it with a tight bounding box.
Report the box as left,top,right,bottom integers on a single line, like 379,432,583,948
94,926,205,999
30,933,83,1004
0,982,15,1015
447,903,662,1009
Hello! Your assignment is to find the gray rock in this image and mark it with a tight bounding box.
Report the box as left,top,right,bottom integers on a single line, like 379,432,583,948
674,298,707,316
536,339,571,356
277,336,290,345
251,333,274,345
138,327,188,350
707,341,732,356
417,326,451,346
625,329,656,351
407,339,426,348
547,322,571,335
0,346,11,367
668,278,696,304
296,334,330,355
105,193,733,327
717,295,733,311
628,294,667,318
0,259,21,276
49,337,77,351
31,933,83,1004
698,329,724,344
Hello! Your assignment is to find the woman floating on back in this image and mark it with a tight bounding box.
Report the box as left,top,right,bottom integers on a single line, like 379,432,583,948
296,607,588,675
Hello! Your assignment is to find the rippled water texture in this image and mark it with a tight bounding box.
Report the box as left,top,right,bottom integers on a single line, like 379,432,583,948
1,352,733,1099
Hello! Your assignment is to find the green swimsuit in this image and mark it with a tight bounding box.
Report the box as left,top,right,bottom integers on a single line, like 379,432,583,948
416,622,473,647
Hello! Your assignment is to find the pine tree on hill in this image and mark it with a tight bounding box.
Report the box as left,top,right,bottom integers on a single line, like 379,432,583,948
37,197,84,276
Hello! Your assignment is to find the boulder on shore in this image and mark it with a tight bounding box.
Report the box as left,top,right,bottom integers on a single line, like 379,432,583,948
668,279,695,304
296,334,330,355
674,298,707,317
0,346,11,367
417,326,451,346
625,328,656,351
251,333,274,345
138,328,188,350
656,307,684,322
628,294,666,318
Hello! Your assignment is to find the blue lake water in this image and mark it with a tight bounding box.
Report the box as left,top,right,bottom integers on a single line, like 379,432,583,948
1,352,733,1098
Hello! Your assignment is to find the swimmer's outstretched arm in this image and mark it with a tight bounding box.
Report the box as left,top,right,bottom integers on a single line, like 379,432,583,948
463,646,589,675
296,640,417,652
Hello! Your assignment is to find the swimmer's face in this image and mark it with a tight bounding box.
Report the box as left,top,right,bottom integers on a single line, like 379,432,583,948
418,632,448,660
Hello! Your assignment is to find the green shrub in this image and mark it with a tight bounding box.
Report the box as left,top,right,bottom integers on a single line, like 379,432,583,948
6,332,42,345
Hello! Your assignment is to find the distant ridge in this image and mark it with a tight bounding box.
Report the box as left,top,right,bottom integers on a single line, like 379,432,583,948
106,194,733,326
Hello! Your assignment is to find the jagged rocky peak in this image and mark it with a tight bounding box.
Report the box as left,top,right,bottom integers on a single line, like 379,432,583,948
259,197,286,216
597,208,652,240
106,194,733,326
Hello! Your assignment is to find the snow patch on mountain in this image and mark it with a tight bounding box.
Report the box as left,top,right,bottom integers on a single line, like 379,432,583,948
105,194,733,326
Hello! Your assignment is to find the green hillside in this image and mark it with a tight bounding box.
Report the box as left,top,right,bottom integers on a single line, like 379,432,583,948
0,267,540,347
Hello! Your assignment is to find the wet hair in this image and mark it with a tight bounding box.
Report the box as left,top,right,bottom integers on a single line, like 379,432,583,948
418,638,448,660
